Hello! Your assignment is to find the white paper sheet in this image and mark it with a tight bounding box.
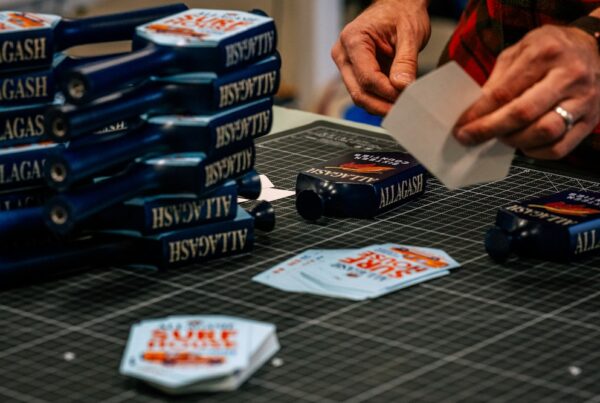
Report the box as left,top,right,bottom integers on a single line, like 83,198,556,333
382,61,514,190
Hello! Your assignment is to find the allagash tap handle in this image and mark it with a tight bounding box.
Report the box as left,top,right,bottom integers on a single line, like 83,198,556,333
45,127,169,191
0,51,127,108
53,4,188,50
44,98,273,190
0,203,275,285
0,170,262,241
0,4,188,74
47,54,281,139
485,189,600,262
44,146,256,235
62,9,277,103
0,236,134,286
88,169,261,235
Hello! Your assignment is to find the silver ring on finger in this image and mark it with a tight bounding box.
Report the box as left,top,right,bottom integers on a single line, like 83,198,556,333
554,105,575,133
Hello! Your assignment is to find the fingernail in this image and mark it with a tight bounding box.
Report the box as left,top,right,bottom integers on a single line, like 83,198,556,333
393,72,414,86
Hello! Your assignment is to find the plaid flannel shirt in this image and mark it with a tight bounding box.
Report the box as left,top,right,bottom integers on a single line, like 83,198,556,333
439,0,600,168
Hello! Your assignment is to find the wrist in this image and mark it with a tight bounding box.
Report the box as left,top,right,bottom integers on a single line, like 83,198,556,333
570,15,600,52
374,0,431,9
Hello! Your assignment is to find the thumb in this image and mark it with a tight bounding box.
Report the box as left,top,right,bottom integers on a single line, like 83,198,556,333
389,34,419,90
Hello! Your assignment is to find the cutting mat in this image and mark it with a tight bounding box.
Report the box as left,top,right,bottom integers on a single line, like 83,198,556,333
1,121,599,403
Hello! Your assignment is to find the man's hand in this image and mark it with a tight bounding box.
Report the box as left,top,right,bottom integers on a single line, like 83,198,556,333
331,0,431,116
453,25,600,159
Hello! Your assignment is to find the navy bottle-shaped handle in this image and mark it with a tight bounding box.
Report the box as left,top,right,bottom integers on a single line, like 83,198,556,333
0,237,133,285
54,4,188,50
46,86,165,141
484,224,541,263
0,207,48,240
236,170,262,200
63,47,177,104
295,189,329,221
44,166,159,235
248,200,275,232
45,127,167,190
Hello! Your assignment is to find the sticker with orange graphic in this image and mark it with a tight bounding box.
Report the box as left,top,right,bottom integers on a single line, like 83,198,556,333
528,201,600,217
8,13,46,28
0,11,58,32
142,351,225,366
145,24,207,39
326,162,395,174
120,315,279,393
389,246,449,268
138,9,270,44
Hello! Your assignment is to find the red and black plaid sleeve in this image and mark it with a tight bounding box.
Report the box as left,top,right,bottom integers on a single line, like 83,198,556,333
438,0,600,168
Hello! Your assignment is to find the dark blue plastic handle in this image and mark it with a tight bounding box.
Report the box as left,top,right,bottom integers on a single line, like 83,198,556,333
45,126,167,190
64,46,176,104
45,166,159,235
236,170,262,200
0,207,47,240
0,237,133,285
54,4,188,50
47,86,165,141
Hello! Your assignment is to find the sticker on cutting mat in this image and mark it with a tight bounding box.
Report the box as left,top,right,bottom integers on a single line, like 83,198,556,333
138,9,272,45
301,244,459,296
0,12,59,31
253,249,355,295
378,244,460,270
302,266,448,299
120,316,251,388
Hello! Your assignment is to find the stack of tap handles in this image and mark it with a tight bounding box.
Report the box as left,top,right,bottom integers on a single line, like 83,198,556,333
0,5,279,283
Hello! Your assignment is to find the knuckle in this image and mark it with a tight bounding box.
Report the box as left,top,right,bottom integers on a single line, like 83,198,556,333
535,119,563,143
487,87,513,106
497,48,513,62
349,91,374,111
541,40,562,59
355,73,376,92
569,61,590,81
522,37,561,62
349,90,364,105
510,105,536,125
344,35,365,51
339,27,354,44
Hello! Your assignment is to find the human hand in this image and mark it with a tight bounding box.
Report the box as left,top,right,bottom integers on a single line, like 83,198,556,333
453,25,600,159
331,0,431,115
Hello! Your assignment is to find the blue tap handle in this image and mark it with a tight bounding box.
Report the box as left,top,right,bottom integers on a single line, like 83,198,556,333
45,166,159,235
64,46,176,103
0,207,47,240
47,85,165,141
45,127,167,190
61,9,277,103
54,4,188,50
45,145,256,235
0,236,133,286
